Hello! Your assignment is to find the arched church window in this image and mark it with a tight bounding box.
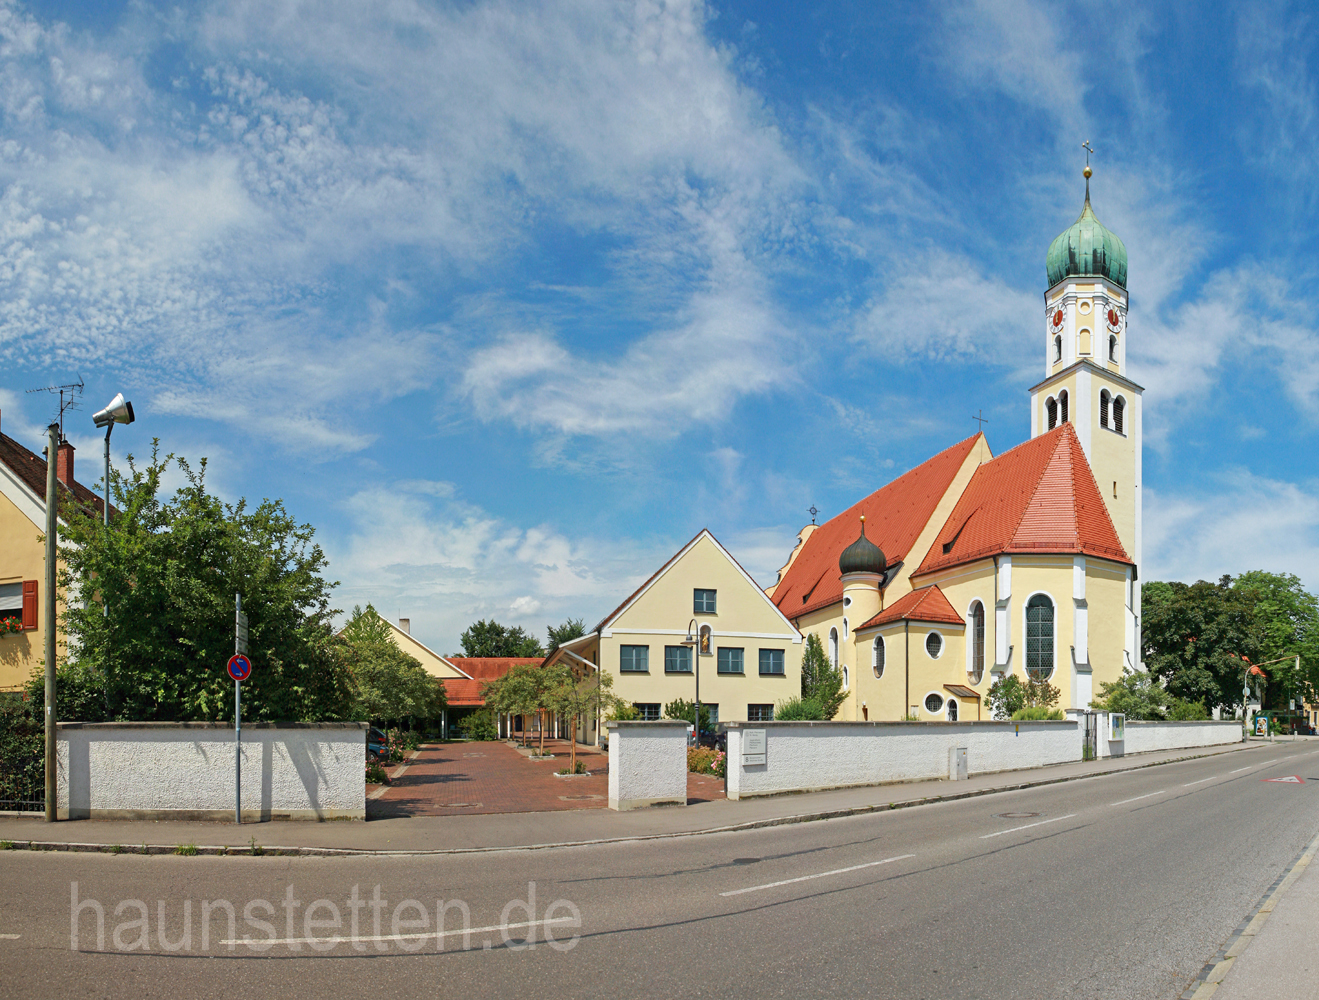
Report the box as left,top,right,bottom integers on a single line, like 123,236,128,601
1100,390,1110,428
1059,390,1069,424
968,601,985,685
829,628,839,669
1025,594,1055,682
1109,334,1118,361
1054,335,1062,363
1113,396,1125,434
873,636,885,678
1047,397,1057,430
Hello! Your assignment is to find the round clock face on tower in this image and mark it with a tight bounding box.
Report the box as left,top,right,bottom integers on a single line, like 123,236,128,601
1106,308,1121,332
1052,309,1064,330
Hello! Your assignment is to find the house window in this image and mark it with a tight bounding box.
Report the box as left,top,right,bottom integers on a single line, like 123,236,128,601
758,649,785,676
1113,396,1125,434
693,589,717,614
1047,396,1058,430
926,631,943,659
0,581,37,631
873,636,885,678
620,645,649,673
717,648,745,674
1026,594,1055,681
925,692,945,714
664,646,692,673
969,601,985,684
635,703,661,721
829,627,839,668
704,704,719,725
748,704,774,722
1059,389,1069,424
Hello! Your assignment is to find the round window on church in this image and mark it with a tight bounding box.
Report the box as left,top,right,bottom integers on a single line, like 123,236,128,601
926,631,943,659
1079,300,1092,314
924,692,945,714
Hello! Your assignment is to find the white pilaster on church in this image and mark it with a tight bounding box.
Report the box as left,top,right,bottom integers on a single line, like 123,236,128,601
995,556,1012,672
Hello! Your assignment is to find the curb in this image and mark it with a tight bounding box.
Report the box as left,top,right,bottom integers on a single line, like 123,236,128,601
0,742,1251,858
1180,828,1319,998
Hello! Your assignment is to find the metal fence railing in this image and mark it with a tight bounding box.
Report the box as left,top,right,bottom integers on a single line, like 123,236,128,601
0,754,43,812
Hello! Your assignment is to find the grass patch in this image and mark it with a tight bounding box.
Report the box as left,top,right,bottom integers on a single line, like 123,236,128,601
107,844,123,854
175,843,199,856
0,840,12,850
248,836,264,857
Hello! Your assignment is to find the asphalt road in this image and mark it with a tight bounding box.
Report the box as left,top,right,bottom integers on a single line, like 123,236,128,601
4,742,1318,999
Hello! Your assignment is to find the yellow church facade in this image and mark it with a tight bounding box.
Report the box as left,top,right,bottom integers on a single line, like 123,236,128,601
767,169,1142,721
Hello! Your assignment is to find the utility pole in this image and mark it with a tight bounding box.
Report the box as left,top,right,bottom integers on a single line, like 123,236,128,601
43,423,58,822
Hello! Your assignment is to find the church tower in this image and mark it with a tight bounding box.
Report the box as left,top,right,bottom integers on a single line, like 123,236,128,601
1029,159,1143,668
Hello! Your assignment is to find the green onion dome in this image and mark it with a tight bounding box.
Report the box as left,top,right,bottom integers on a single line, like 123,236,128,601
1046,180,1128,289
839,516,887,576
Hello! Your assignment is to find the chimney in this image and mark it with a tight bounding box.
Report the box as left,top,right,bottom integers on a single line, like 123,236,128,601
56,438,75,487
399,618,410,635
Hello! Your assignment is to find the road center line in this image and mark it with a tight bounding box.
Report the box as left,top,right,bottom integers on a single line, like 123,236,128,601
219,917,578,948
0,934,19,941
1110,790,1165,806
1182,775,1221,786
720,854,916,897
980,814,1077,839
1231,766,1255,773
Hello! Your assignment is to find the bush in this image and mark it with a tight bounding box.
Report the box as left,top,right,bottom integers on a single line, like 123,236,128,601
687,746,726,778
0,695,42,807
24,661,109,722
775,696,825,721
607,702,640,722
365,761,389,784
988,675,1061,720
1167,697,1209,721
1011,706,1065,721
457,710,498,741
557,760,588,775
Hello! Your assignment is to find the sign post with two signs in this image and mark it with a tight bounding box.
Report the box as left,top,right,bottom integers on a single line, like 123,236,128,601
231,594,250,824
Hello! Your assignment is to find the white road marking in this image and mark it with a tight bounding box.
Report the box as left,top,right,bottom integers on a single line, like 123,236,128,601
980,814,1077,839
0,934,19,940
1231,766,1255,773
220,917,578,948
720,854,916,897
1110,790,1166,806
1182,775,1221,786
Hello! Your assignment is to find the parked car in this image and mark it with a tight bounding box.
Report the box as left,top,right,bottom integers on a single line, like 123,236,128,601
367,727,389,761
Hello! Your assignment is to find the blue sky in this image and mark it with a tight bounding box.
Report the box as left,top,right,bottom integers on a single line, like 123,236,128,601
2,0,1317,654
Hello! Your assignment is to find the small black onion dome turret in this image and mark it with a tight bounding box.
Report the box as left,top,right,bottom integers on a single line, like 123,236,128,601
839,515,887,576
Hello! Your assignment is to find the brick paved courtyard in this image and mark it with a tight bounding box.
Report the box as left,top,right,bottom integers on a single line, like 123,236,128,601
367,739,725,818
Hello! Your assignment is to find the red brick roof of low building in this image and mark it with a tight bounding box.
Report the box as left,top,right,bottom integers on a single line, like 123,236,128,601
772,434,984,619
859,585,964,629
440,657,544,707
914,423,1129,577
0,431,108,518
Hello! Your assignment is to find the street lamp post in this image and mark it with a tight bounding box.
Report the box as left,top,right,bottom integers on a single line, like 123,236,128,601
92,394,134,528
1240,653,1302,741
681,618,701,746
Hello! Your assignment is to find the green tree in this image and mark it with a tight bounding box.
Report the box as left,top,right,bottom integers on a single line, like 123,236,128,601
340,604,445,727
482,663,555,749
664,698,714,736
1142,572,1319,713
801,633,845,720
460,619,545,658
774,695,825,721
52,445,355,723
547,617,586,653
987,675,1060,720
548,664,619,772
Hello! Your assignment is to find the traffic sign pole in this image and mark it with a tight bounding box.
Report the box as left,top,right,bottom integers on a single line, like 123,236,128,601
235,593,242,825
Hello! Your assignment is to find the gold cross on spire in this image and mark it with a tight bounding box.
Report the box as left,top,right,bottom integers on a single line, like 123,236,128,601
1081,140,1094,179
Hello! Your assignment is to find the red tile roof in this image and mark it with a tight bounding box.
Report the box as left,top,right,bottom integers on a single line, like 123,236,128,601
440,657,544,707
772,434,984,619
914,423,1129,577
860,585,964,628
0,431,107,518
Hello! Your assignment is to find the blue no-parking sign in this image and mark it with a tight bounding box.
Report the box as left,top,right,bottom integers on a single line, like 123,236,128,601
227,653,252,682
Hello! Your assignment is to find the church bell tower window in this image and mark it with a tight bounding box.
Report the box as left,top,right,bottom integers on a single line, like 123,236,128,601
1113,396,1125,434
1046,396,1057,430
1100,390,1110,428
1059,390,1069,424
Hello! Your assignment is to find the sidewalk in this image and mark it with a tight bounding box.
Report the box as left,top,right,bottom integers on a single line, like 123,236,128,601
1183,828,1319,999
0,740,1255,856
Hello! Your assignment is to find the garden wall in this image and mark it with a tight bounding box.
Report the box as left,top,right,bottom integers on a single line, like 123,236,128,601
607,720,687,811
723,721,1078,800
1101,717,1241,758
57,721,367,820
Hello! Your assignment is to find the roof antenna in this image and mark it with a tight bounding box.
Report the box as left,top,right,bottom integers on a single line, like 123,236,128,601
809,505,818,525
26,376,85,440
